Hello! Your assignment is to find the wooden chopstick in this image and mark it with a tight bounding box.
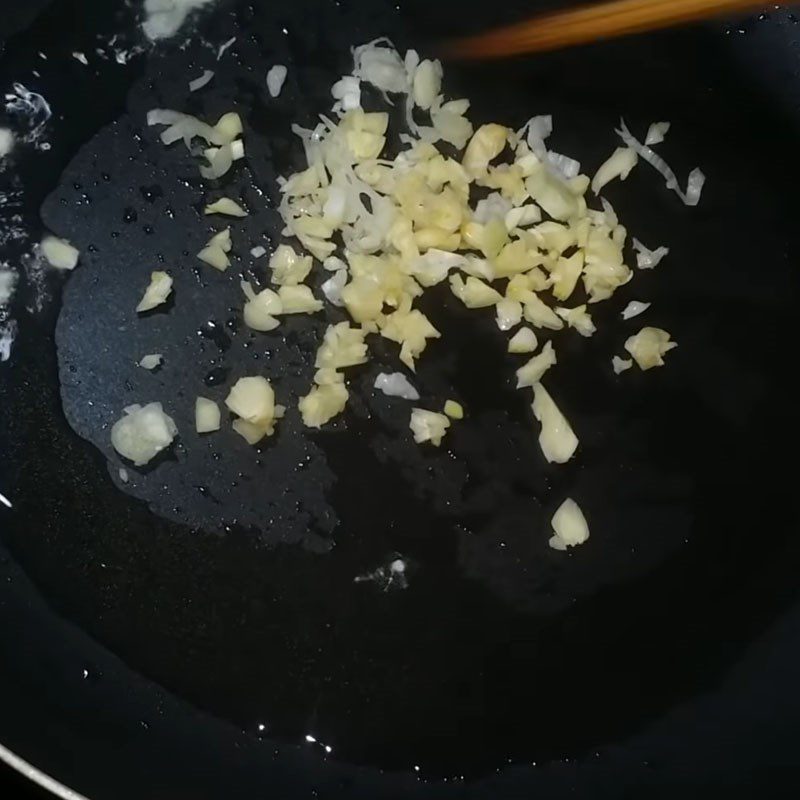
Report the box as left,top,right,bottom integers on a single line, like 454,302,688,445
443,0,765,60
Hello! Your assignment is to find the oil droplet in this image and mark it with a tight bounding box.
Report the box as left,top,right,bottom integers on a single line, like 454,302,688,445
122,207,137,223
204,365,230,386
140,184,163,203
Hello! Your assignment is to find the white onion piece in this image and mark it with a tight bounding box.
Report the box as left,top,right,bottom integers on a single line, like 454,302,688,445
352,38,408,94
495,298,522,331
532,382,578,464
136,271,172,312
617,119,705,206
473,192,512,224
520,114,552,163
555,305,596,337
322,255,347,272
204,197,247,217
276,285,323,314
41,236,79,270
321,269,348,307
508,327,538,354
241,281,282,331
624,326,677,370
138,353,163,370
250,245,267,258
621,300,651,320
374,372,419,401
645,121,670,146
0,128,15,158
197,245,229,271
612,356,633,374
332,76,361,111
548,151,581,179
217,36,236,60
549,498,590,550
299,382,348,428
504,204,541,231
449,274,502,308
412,59,442,110
111,402,177,466
195,397,220,433
189,70,214,92
591,147,637,195
200,142,234,179
516,341,556,388
146,108,185,127
225,376,282,443
267,65,288,98
410,250,465,287
409,408,450,446
632,237,669,270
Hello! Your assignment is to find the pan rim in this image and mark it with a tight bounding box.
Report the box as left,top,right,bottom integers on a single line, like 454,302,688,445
0,741,89,800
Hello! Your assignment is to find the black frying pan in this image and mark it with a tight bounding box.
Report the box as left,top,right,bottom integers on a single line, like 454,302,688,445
2,1,800,797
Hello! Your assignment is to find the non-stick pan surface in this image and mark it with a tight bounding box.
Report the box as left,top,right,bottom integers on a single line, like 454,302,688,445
1,1,800,797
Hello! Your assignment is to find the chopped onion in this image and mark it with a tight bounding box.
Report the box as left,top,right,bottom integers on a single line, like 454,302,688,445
617,119,705,206
269,244,312,286
41,235,79,270
632,237,669,270
409,408,450,446
352,38,408,94
225,376,283,443
550,251,583,302
621,300,651,320
136,271,172,312
380,307,440,371
322,255,348,272
217,36,236,60
612,356,633,374
315,322,368,369
645,121,670,146
412,59,442,110
624,326,677,370
531,382,578,464
0,127,16,158
189,70,214,92
138,353,163,370
267,65,288,98
204,197,247,217
195,397,220,433
516,340,556,388
197,228,232,271
321,269,348,306
508,327,538,354
200,142,234,180
555,305,596,337
276,285,323,314
591,147,637,195
332,76,361,111
374,372,419,401
241,281,282,331
444,399,464,419
111,402,177,466
197,245,228,271
523,294,564,331
504,204,541,231
449,274,502,308
463,124,508,178
495,298,522,331
411,250,465,287
250,245,267,258
473,192,512,224
299,381,348,428
549,497,589,550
